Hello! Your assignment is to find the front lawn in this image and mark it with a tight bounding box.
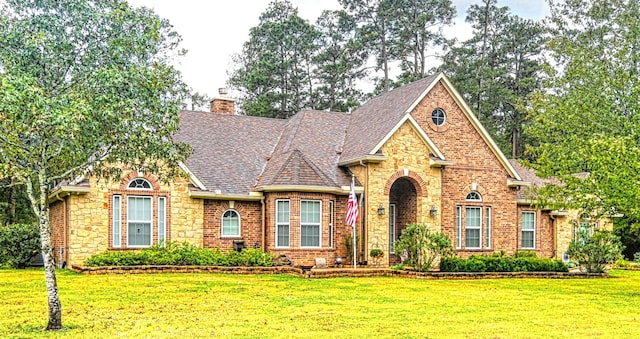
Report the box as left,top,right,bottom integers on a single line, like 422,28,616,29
1,269,639,338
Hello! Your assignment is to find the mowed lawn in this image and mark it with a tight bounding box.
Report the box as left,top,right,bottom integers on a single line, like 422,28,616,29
1,269,639,338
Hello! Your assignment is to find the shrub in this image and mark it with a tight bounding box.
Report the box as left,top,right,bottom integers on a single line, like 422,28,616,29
567,230,624,273
394,223,455,272
439,255,568,272
84,242,274,267
634,252,640,263
0,223,40,268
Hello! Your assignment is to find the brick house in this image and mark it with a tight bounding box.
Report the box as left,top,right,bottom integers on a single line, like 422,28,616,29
49,72,610,267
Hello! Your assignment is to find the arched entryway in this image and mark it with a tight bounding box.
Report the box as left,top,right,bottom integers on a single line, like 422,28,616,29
388,177,418,264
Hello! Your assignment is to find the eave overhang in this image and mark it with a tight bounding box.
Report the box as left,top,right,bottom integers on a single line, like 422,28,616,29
189,190,264,201
255,184,364,195
429,158,455,168
338,155,387,167
508,178,531,188
47,185,91,203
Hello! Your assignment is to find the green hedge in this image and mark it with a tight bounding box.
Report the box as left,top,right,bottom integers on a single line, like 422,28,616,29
0,223,40,268
84,242,273,267
440,254,568,272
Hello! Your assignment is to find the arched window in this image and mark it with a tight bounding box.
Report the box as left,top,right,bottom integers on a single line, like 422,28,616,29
222,210,240,237
466,191,482,201
128,178,152,190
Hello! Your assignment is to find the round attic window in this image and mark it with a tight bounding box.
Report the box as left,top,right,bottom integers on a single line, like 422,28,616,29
431,108,446,126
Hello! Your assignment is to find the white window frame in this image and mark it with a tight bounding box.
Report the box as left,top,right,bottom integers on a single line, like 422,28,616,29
275,200,290,248
112,195,122,248
465,206,482,249
221,209,241,237
158,196,166,246
389,203,397,254
485,207,491,249
128,178,152,190
455,206,462,249
522,211,536,249
300,200,322,248
466,191,482,202
126,195,153,248
329,201,334,248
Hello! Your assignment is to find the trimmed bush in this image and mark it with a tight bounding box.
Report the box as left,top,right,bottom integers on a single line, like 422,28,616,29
84,242,273,267
0,223,40,268
440,255,568,272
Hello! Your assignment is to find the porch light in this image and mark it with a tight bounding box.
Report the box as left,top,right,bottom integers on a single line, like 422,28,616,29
430,205,438,217
377,204,385,215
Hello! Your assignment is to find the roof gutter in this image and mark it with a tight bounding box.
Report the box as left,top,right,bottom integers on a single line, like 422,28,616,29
508,178,531,188
47,185,91,203
338,155,387,167
255,184,364,195
188,190,264,201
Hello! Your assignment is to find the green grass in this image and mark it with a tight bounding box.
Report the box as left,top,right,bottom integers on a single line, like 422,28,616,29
2,269,639,338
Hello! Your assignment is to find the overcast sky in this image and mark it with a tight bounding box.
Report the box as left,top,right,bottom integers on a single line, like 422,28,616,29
126,0,550,98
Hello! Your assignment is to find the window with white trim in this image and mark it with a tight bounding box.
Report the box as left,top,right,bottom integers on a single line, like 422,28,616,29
329,201,334,248
455,206,462,249
300,200,321,247
127,196,152,247
521,211,536,249
222,210,240,237
158,196,166,246
112,195,122,248
485,207,491,249
465,206,482,249
128,178,152,190
466,191,482,201
276,200,290,247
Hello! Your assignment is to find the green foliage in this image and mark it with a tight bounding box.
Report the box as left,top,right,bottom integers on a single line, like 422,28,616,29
439,254,568,273
0,223,40,268
439,0,546,158
634,252,640,263
229,0,320,118
84,242,274,267
526,0,640,220
0,0,191,328
369,248,383,258
394,223,455,272
614,217,640,260
567,230,624,273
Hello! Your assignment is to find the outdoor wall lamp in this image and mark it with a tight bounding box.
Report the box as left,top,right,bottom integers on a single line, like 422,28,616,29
429,205,438,217
377,204,385,215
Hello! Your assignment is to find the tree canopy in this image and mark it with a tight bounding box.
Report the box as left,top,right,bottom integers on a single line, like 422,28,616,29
526,0,640,220
0,0,190,330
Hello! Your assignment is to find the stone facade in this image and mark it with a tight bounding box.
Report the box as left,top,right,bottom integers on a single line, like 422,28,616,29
54,170,203,266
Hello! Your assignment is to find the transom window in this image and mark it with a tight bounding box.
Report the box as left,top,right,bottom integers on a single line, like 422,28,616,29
431,108,446,126
222,210,240,237
128,178,152,190
466,191,482,201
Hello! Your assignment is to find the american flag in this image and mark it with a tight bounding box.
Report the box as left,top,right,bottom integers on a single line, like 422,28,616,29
345,178,358,228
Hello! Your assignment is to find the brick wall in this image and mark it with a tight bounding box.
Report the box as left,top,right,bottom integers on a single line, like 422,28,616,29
410,81,520,257
264,192,349,267
49,199,67,265
203,200,262,250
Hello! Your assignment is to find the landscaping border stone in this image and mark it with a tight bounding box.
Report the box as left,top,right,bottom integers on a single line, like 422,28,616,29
71,265,607,279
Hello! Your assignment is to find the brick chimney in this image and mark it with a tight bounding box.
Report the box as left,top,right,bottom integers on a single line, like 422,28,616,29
210,88,236,115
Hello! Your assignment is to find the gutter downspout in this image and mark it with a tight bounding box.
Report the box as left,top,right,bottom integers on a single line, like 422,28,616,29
261,197,266,251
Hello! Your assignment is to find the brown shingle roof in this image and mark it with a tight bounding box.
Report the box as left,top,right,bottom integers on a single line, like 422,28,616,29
258,110,352,188
340,74,439,163
508,159,561,200
175,111,285,195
